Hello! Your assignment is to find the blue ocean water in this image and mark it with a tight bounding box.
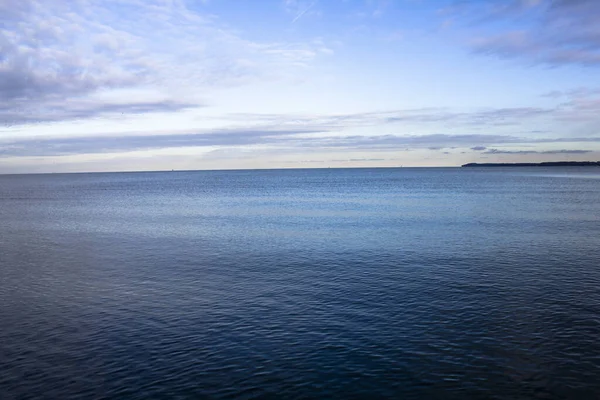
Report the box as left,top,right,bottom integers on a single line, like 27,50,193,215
1,167,599,399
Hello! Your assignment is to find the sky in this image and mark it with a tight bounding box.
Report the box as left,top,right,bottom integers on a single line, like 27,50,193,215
1,0,600,173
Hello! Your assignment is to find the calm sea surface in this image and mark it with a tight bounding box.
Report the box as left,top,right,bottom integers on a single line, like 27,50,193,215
1,167,599,399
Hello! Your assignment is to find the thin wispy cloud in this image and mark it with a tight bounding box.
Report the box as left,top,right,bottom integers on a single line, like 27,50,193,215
291,0,318,23
2,99,199,127
226,101,600,129
483,149,592,155
0,128,322,157
3,129,600,158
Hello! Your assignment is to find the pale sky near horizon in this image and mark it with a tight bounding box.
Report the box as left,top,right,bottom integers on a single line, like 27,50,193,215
1,0,600,172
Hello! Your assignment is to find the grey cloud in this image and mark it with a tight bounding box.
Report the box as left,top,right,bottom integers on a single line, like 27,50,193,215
0,41,144,103
483,148,593,155
541,87,600,99
533,137,600,144
3,130,600,158
232,108,456,127
237,100,600,129
460,0,600,67
1,99,199,126
0,128,325,157
466,107,552,126
471,146,487,151
297,133,523,150
0,0,179,124
314,133,599,150
230,106,553,131
298,133,600,150
541,90,564,99
0,1,150,103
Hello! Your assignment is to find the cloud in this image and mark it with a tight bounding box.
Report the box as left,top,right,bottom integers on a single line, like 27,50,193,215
0,0,329,125
227,100,600,133
8,91,596,129
286,133,526,150
222,89,600,131
1,99,198,126
228,105,554,129
284,0,320,23
307,133,600,150
471,146,487,151
0,1,150,103
541,87,600,98
483,148,593,155
454,0,600,67
0,128,325,157
3,129,600,158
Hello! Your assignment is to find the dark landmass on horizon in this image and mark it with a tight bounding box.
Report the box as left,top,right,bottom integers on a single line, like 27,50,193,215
462,161,600,167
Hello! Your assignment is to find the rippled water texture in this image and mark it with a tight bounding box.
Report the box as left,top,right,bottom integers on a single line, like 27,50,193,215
1,167,600,399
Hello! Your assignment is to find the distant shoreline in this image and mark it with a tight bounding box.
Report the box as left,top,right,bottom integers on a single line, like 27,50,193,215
462,161,600,167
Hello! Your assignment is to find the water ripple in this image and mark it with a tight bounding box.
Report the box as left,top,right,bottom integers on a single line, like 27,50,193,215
1,168,600,399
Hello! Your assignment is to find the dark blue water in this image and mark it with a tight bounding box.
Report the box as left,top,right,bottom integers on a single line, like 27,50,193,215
1,167,599,399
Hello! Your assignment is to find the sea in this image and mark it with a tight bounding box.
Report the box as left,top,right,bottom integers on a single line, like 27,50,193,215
1,167,599,399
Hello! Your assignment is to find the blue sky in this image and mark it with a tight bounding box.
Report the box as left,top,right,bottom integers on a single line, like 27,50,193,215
1,0,600,172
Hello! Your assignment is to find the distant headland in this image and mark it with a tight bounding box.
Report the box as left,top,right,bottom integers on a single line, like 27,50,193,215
462,161,600,167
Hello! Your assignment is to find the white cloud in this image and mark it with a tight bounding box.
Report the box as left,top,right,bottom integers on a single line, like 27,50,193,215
0,0,330,126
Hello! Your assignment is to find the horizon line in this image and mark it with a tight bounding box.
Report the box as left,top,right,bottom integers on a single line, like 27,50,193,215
0,165,461,176
2,160,599,176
